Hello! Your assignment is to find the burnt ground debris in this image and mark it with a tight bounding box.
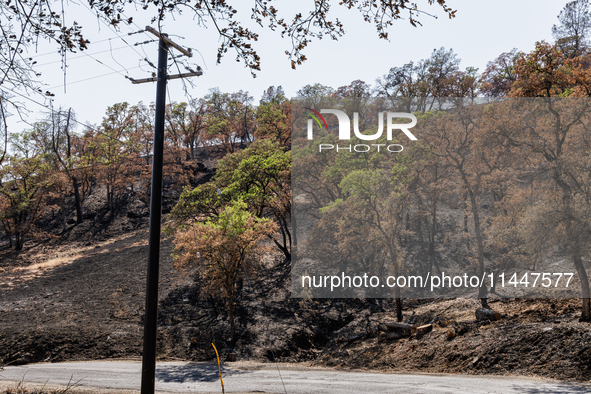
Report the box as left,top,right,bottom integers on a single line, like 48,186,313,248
1,226,591,382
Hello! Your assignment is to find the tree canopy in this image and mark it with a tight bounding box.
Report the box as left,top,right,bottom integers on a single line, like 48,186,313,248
552,0,591,58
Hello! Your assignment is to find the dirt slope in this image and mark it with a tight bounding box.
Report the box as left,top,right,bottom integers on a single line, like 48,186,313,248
1,228,590,382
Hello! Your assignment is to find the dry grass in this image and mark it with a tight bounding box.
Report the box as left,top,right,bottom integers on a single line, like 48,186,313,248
0,381,142,394
0,231,147,288
0,377,79,394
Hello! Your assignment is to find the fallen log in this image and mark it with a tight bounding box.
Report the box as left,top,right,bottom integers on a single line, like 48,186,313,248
335,334,366,344
378,322,413,336
382,331,409,340
475,308,502,322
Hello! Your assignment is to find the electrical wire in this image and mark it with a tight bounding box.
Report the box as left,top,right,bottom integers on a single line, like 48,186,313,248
108,39,130,76
2,86,127,145
116,6,204,101
74,0,171,85
76,0,147,61
8,4,144,94
47,66,142,90
61,0,67,93
35,46,128,67
3,1,207,179
74,45,132,79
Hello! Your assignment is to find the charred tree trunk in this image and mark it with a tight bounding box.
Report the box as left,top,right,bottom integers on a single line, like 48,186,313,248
209,294,219,318
73,176,83,223
395,297,403,322
468,189,488,305
292,205,297,247
427,197,441,275
14,232,22,251
464,181,488,306
386,239,404,323
463,190,469,233
270,237,291,261
268,213,292,260
566,218,591,322
107,186,115,219
62,195,67,232
558,170,591,322
228,303,237,344
573,253,591,321
582,298,591,322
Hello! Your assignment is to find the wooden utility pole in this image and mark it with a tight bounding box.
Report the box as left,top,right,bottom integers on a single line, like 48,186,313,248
129,27,201,394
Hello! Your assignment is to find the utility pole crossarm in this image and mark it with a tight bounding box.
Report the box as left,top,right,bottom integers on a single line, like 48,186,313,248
126,70,203,84
144,26,192,57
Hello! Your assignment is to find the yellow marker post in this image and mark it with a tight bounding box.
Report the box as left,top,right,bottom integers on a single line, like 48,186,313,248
212,343,225,394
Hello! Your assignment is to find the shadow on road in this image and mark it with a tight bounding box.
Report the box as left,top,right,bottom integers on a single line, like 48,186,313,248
512,383,591,393
156,363,249,383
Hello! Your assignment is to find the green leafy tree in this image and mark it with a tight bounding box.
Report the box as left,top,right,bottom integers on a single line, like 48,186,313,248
26,108,86,227
488,98,591,321
254,99,291,149
420,103,516,306
0,155,54,250
296,83,335,109
335,167,407,321
170,139,292,259
259,86,286,105
93,102,139,218
218,139,292,258
172,199,277,342
376,48,478,110
205,89,254,153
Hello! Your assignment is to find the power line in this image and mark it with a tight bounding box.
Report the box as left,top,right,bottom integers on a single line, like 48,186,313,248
121,27,167,84
10,8,145,93
35,46,128,67
122,13,204,101
76,0,150,62
65,41,133,81
102,2,207,105
48,66,143,90
26,35,129,59
1,6,149,97
108,38,131,76
73,1,177,88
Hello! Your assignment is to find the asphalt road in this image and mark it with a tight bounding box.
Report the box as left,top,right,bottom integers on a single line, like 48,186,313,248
1,360,591,394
